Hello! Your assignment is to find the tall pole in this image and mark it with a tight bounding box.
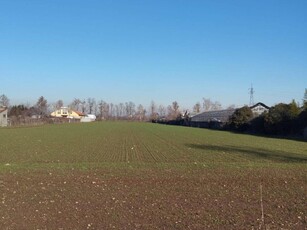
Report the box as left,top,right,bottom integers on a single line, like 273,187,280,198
249,84,255,106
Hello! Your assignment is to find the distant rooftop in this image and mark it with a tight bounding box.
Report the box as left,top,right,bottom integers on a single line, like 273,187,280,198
0,107,8,113
191,109,236,123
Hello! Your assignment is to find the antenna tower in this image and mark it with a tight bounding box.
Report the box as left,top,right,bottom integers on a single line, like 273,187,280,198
249,84,255,106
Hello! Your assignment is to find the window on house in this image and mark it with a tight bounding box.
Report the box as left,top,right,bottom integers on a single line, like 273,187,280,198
3,114,6,118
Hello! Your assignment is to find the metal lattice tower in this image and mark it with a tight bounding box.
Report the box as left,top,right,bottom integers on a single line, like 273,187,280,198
249,84,255,106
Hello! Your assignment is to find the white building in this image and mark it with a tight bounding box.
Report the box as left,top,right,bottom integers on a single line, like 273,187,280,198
81,114,96,122
0,107,8,127
250,102,270,116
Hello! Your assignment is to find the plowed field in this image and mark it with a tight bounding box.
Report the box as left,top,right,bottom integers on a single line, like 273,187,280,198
0,122,306,229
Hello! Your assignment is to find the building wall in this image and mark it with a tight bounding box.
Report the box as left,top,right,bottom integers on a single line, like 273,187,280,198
0,110,8,127
251,105,269,116
51,107,84,119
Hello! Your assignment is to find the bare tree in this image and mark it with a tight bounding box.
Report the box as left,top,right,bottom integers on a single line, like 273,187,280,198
125,102,129,117
81,99,86,113
125,101,135,119
136,104,146,121
98,100,103,119
36,96,48,116
98,100,109,120
172,101,179,114
119,103,124,117
167,101,180,120
202,98,222,111
109,103,114,118
114,104,120,118
149,101,158,120
129,102,135,116
167,105,173,120
193,102,201,113
203,98,212,111
0,94,9,107
55,100,64,109
87,98,96,114
211,101,222,111
158,105,166,117
70,98,82,111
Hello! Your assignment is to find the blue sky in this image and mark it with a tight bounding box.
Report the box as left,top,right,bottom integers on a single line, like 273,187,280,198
0,0,306,109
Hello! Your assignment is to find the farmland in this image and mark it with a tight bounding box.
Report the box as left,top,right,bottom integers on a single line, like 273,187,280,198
0,122,306,229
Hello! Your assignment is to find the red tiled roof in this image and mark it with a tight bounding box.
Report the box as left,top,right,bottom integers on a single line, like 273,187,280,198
73,111,85,116
0,108,7,113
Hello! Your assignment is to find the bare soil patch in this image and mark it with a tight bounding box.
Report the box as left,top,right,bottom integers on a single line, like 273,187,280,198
1,167,305,229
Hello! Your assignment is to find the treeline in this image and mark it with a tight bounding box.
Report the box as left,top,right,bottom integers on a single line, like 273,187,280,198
227,100,307,137
1,95,188,122
2,91,307,139
1,94,229,122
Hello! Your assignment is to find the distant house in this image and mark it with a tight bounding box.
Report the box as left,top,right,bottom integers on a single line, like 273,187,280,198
81,114,96,122
190,109,236,129
0,107,8,127
189,102,270,129
250,102,270,116
51,107,85,119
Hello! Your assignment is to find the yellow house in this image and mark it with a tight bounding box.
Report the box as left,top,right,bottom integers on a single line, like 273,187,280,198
51,107,85,119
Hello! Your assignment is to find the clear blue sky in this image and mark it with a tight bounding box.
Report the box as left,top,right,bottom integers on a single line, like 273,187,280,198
0,0,306,109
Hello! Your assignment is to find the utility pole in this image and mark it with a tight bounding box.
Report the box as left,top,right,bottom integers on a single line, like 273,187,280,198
249,84,255,106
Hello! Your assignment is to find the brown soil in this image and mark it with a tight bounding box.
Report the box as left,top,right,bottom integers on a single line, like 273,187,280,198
0,167,306,229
